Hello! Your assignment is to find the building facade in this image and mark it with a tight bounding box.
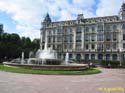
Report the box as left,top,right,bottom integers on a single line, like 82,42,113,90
40,3,125,60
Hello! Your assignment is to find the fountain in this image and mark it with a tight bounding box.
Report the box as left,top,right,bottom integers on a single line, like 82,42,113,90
21,52,25,64
27,32,61,65
3,25,87,70
65,52,69,65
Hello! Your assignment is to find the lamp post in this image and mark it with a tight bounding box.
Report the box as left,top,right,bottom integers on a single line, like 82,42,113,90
119,48,122,67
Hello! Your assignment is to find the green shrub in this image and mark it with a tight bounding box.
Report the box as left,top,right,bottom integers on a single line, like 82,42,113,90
121,60,125,67
72,59,120,68
100,60,120,68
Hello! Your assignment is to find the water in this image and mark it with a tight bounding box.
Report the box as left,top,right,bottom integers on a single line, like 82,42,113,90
28,32,57,64
36,32,57,60
21,52,24,64
36,48,57,59
65,52,69,65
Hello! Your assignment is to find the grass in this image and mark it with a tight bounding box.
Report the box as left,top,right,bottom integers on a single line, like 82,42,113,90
0,64,101,75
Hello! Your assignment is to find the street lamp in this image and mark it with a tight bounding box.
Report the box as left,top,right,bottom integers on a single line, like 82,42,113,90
119,48,122,67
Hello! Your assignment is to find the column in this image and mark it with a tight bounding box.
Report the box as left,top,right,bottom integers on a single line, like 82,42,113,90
95,53,97,60
81,54,84,59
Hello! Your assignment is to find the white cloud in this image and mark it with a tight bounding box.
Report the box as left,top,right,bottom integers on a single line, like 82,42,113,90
0,0,124,40
96,0,123,16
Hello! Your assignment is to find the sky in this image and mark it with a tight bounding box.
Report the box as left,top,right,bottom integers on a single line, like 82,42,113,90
0,0,123,40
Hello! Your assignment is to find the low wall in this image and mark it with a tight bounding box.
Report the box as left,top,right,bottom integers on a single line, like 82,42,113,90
3,62,88,70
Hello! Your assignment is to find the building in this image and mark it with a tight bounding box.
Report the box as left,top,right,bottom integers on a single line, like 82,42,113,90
40,3,125,61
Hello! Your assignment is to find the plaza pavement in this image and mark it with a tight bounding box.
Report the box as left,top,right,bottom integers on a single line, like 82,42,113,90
0,68,124,93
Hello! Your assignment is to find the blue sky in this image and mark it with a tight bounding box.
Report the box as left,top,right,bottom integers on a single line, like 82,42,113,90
0,0,123,39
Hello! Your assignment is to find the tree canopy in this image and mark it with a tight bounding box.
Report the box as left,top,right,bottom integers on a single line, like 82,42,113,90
0,33,40,62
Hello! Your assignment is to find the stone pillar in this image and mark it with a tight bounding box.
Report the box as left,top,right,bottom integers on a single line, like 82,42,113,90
95,53,97,60
81,54,84,59
73,53,76,59
88,54,90,60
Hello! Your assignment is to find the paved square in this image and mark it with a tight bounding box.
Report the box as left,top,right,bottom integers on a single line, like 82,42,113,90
0,68,124,93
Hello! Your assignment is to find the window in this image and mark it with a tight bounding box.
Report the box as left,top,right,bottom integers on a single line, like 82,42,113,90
91,54,95,59
76,34,81,41
106,43,111,49
113,43,117,49
64,27,72,33
91,34,95,41
64,28,68,33
122,24,125,30
53,45,55,50
85,54,89,60
97,43,103,49
76,27,81,33
48,30,51,35
113,33,117,41
98,54,103,59
69,35,73,42
85,44,89,49
97,34,103,41
112,54,117,60
48,37,51,43
76,43,81,49
106,33,111,41
57,27,61,33
123,43,125,48
91,26,95,32
85,27,89,32
91,44,95,49
57,37,62,42
76,54,81,59
84,34,89,41
70,28,72,32
64,35,72,42
97,25,103,31
123,34,125,40
53,29,56,34
53,37,55,42
106,54,110,60
113,25,117,31
105,25,111,31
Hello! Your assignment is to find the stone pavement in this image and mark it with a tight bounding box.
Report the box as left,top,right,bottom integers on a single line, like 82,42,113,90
0,68,124,93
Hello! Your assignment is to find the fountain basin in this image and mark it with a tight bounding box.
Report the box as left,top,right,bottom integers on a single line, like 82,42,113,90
28,58,62,65
3,62,88,70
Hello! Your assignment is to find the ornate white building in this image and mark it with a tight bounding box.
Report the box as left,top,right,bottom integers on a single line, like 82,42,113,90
40,3,125,60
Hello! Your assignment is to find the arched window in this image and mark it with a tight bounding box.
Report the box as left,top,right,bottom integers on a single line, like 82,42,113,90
91,54,95,59
76,54,81,59
85,54,89,60
106,54,110,60
98,54,103,59
112,54,117,60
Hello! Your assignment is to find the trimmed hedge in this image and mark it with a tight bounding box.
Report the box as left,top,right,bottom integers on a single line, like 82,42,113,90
100,60,120,68
72,59,100,64
72,59,123,68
